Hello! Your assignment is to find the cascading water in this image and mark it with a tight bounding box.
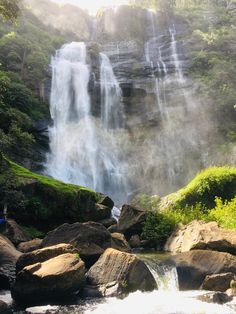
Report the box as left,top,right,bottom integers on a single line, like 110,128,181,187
46,43,128,204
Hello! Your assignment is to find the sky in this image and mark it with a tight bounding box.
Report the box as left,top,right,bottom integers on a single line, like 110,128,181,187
52,0,129,15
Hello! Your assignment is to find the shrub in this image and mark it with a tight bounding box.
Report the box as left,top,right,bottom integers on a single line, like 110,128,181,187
208,196,236,229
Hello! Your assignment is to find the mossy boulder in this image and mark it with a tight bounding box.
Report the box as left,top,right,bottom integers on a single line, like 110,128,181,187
160,167,236,210
0,154,112,231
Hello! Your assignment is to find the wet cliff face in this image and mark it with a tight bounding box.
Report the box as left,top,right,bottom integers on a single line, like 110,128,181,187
84,7,217,199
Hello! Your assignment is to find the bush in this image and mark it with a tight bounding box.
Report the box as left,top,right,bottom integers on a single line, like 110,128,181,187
208,196,236,229
141,211,176,249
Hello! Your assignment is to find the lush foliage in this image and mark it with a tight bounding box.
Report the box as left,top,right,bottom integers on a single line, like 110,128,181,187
0,0,19,22
141,167,236,246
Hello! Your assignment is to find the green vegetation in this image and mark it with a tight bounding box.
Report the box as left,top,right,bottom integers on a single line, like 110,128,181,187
0,153,103,232
0,0,19,22
23,226,45,239
0,3,64,164
141,167,236,247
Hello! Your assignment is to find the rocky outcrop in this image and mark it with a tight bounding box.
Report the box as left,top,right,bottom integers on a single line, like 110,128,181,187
169,250,236,290
111,233,130,252
3,219,31,246
42,222,111,266
86,248,156,297
165,220,236,255
197,291,233,305
0,300,10,313
16,243,79,273
201,272,236,292
17,238,43,253
129,235,141,248
0,235,21,289
12,253,86,304
117,205,147,238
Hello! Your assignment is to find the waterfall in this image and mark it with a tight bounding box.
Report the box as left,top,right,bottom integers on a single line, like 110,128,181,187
100,52,124,129
46,42,99,190
46,43,128,204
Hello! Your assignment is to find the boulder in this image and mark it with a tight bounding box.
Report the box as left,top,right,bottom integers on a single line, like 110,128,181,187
108,224,118,233
129,235,141,248
0,300,10,313
86,248,156,297
226,288,236,297
12,253,86,304
42,222,112,267
0,234,21,289
111,233,130,252
97,196,114,209
117,205,147,238
201,272,235,292
98,217,117,228
16,243,78,273
168,250,236,290
3,219,31,246
17,238,43,253
197,291,233,305
165,220,236,255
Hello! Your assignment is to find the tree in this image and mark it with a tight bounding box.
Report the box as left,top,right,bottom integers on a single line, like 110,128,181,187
0,0,20,22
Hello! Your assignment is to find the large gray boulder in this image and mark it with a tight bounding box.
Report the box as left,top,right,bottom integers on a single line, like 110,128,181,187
41,222,112,267
165,220,236,254
117,205,147,238
0,235,21,289
201,272,236,292
169,250,236,290
86,248,156,297
16,243,79,273
3,219,31,246
12,253,86,304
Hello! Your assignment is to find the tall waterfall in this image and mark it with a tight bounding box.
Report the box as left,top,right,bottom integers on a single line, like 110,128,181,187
100,53,124,129
46,43,128,204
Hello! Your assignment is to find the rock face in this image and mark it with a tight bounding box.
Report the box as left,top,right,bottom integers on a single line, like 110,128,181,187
117,205,147,238
0,235,21,289
197,291,233,305
16,243,79,273
42,222,129,266
169,250,236,290
111,233,130,252
201,273,236,292
165,220,236,255
3,219,31,246
86,248,156,297
17,238,43,253
129,235,141,248
12,253,86,304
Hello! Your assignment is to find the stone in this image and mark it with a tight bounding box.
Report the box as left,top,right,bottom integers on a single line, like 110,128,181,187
0,300,10,313
197,291,233,304
226,288,236,297
97,196,114,209
12,253,86,304
42,222,112,267
168,250,236,290
107,224,118,233
117,204,147,238
165,220,236,255
98,217,117,228
201,272,235,292
17,238,43,253
129,235,141,248
3,219,31,246
0,234,21,289
86,248,156,297
111,233,130,252
16,243,78,273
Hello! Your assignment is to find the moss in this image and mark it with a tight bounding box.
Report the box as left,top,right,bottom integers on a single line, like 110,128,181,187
162,167,236,210
0,154,106,231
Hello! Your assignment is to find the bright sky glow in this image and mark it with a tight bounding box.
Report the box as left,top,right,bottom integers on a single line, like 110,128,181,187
52,0,129,15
